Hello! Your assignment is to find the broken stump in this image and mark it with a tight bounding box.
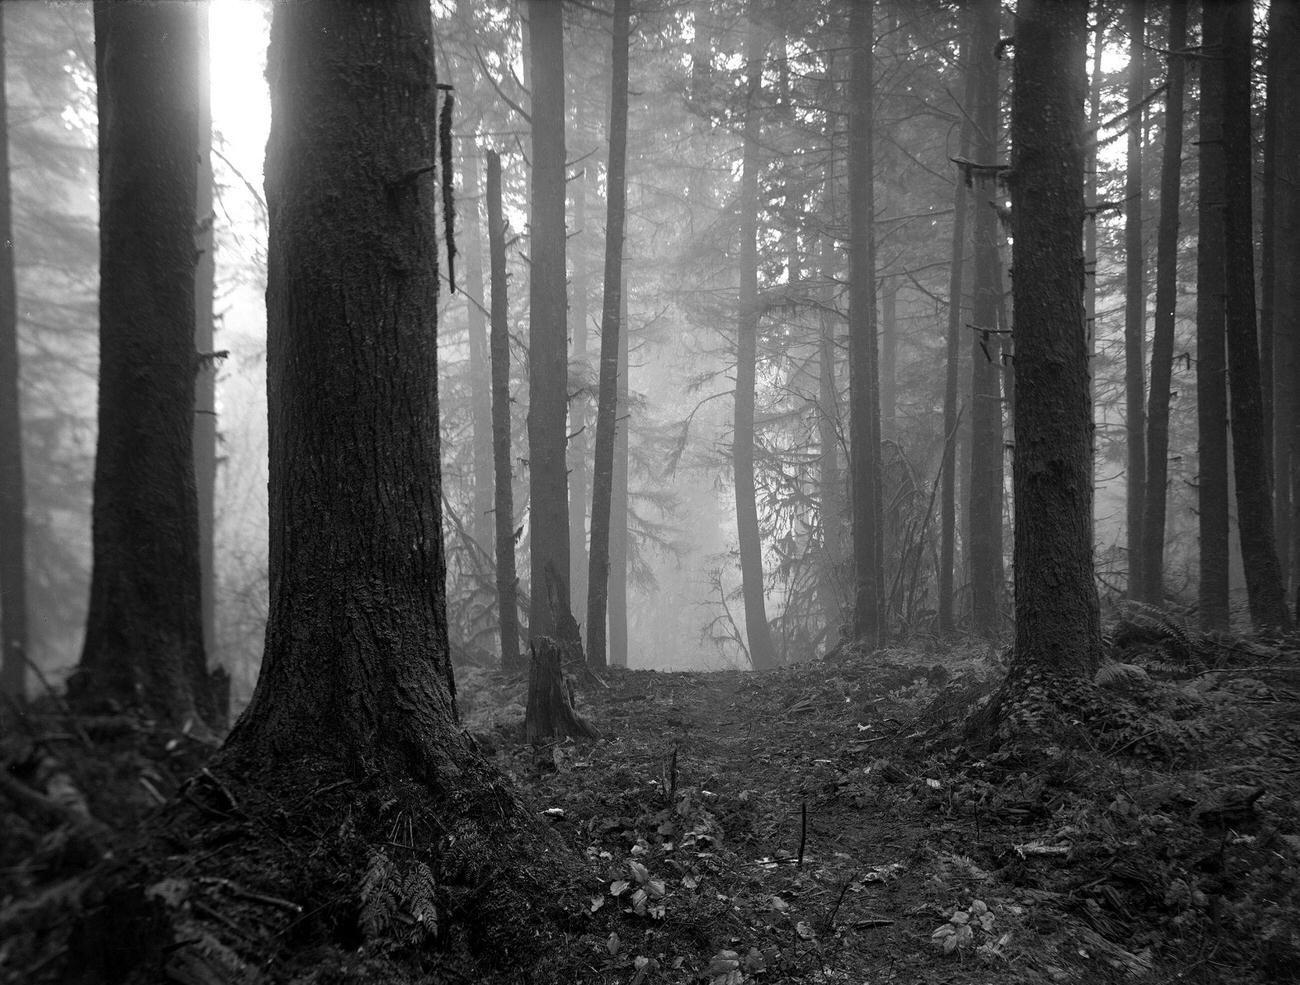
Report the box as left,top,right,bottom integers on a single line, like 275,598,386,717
524,637,600,744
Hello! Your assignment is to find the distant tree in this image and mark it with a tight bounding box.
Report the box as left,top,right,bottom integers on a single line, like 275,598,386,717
569,158,590,623
0,4,26,701
1123,0,1147,599
72,0,211,725
1139,0,1188,604
587,0,630,672
525,0,579,648
462,147,494,550
487,150,523,671
1195,0,1230,632
1006,0,1099,677
848,0,882,648
939,32,973,637
735,7,777,670
1220,0,1292,632
967,0,1004,639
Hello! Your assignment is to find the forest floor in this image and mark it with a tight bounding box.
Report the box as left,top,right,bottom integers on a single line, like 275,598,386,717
3,624,1300,984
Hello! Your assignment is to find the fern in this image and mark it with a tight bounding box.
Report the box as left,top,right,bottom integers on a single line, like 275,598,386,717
359,849,401,940
403,861,438,942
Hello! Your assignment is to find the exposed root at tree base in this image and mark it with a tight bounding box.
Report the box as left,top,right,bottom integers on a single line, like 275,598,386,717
67,754,593,984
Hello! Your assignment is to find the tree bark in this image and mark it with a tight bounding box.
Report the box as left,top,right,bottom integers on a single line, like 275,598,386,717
939,32,973,636
1008,0,1100,676
487,151,523,672
462,147,494,552
525,0,576,645
1196,1,1230,632
73,0,209,726
1139,0,1188,605
849,0,882,649
226,0,463,772
525,637,599,743
0,4,26,701
735,9,777,670
1220,0,1292,632
609,276,630,667
968,0,1004,639
586,0,630,672
1266,0,1300,610
817,226,843,640
1124,0,1148,600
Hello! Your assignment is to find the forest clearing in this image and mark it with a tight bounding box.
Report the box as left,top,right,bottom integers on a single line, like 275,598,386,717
2,0,1300,981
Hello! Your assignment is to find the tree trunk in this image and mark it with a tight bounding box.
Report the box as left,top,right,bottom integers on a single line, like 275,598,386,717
226,0,462,773
73,1,209,726
1220,0,1292,632
586,0,630,672
0,5,25,701
735,10,777,670
1008,0,1100,676
462,147,494,551
1196,1,1230,632
1124,0,1147,600
939,32,973,636
525,0,576,645
525,637,599,743
1085,12,1105,525
609,277,630,667
817,227,843,640
193,4,221,723
487,151,523,672
968,0,1004,639
1139,0,1188,605
849,0,882,649
1267,0,1300,609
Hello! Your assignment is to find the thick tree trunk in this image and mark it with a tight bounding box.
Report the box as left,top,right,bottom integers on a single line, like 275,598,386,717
1139,1,1188,605
735,11,777,670
74,1,208,726
0,6,25,701
1266,0,1300,608
848,0,882,649
939,33,973,636
226,0,462,772
1220,0,1292,632
487,151,523,672
525,0,575,645
586,0,630,672
1008,0,1100,676
1124,0,1147,600
968,0,1004,639
1196,2,1230,632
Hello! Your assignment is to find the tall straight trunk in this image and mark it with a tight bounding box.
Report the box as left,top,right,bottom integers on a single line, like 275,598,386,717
586,0,629,672
1267,0,1300,606
817,228,843,638
880,283,897,441
1009,0,1100,678
609,276,630,667
848,0,882,648
487,151,522,671
525,0,575,642
462,147,493,547
1196,2,1230,631
569,161,590,623
735,11,777,670
1086,13,1105,508
194,3,219,716
1220,0,1292,631
1260,1,1278,493
1139,1,1188,604
968,0,1004,639
74,1,209,725
0,5,26,701
939,33,973,636
1124,0,1147,599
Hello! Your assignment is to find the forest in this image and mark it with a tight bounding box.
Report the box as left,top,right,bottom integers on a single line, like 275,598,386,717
0,0,1297,982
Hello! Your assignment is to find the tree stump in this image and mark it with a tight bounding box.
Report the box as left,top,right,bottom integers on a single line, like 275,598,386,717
524,637,600,744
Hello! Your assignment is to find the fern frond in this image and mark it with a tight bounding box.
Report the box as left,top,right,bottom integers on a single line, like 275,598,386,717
359,849,401,940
